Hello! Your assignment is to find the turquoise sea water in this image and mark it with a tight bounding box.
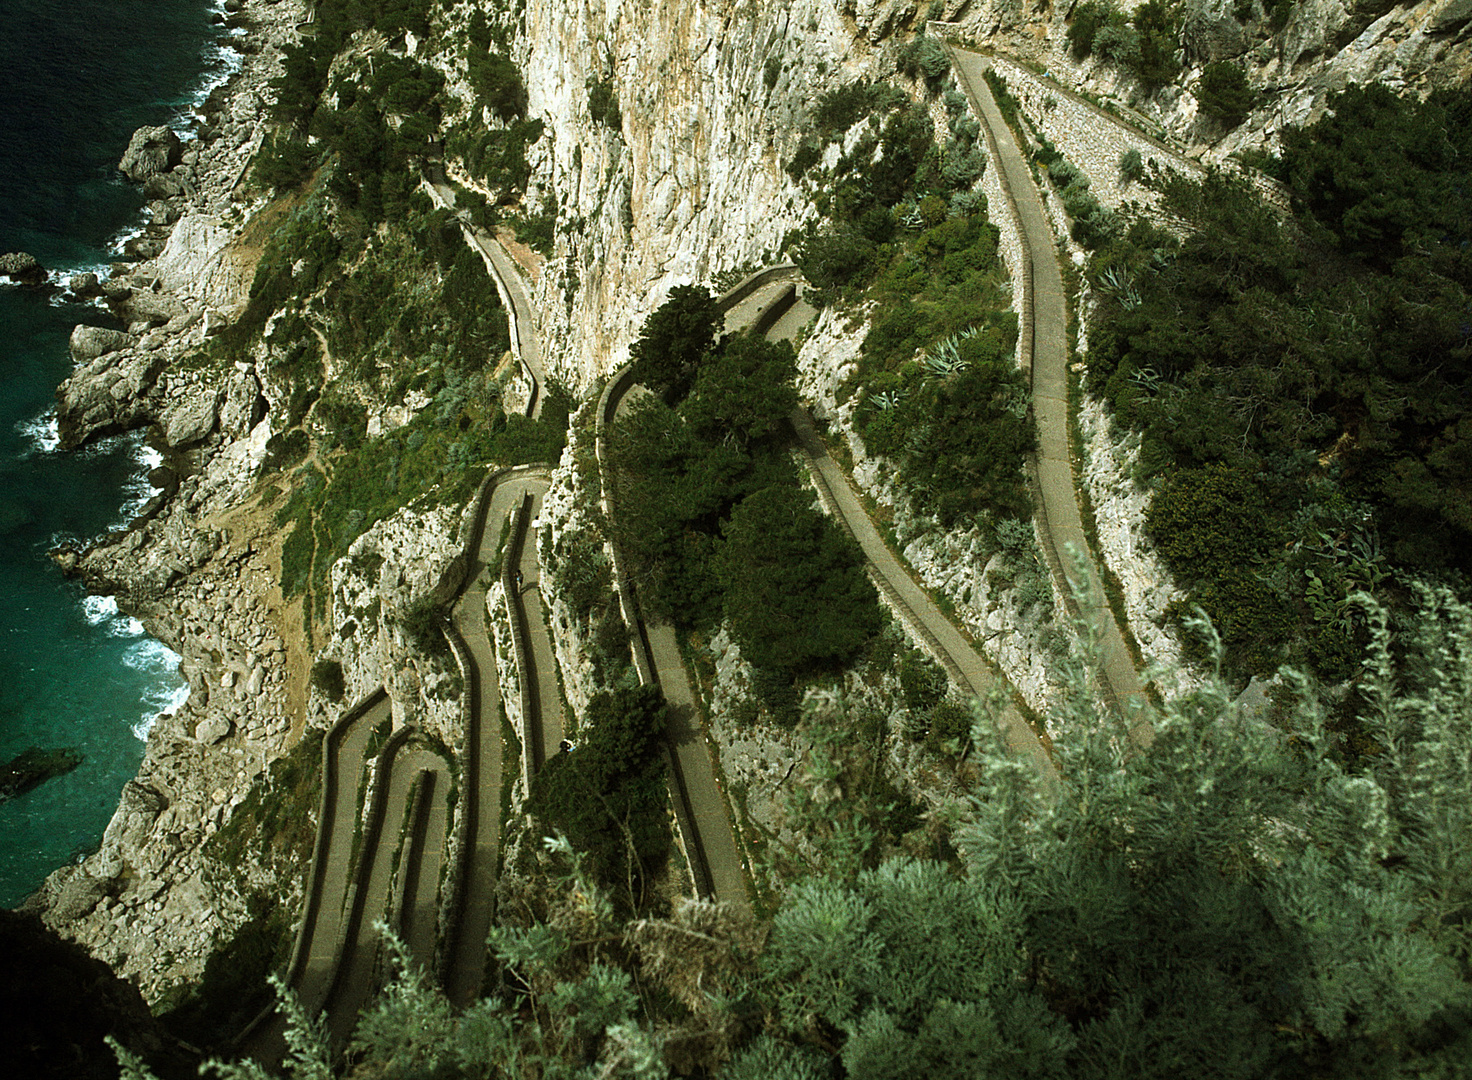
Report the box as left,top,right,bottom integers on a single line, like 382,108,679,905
0,0,235,905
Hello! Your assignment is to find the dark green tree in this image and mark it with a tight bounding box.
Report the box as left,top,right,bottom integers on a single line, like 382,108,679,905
1196,61,1255,128
527,685,670,893
715,484,882,674
684,332,799,451
629,285,722,403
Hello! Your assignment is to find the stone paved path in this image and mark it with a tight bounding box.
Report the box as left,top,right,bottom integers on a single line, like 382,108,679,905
951,46,1152,747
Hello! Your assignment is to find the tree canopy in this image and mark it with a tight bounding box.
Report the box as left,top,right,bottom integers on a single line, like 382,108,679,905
629,285,722,403
716,484,882,674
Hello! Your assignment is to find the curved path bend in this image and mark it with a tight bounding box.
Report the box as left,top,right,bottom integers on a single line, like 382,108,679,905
247,189,569,1055
950,46,1153,747
423,178,547,419
598,381,748,911
320,736,452,1047
443,464,558,1005
590,272,815,912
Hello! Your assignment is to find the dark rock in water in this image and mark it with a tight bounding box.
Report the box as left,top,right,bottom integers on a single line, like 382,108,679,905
0,251,45,284
118,125,183,182
223,0,243,11
0,747,83,804
100,277,133,302
68,272,102,298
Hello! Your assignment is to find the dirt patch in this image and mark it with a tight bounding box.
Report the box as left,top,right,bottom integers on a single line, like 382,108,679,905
494,227,543,286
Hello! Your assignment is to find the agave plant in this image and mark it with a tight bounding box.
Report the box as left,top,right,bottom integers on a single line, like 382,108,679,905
870,389,906,412
922,328,978,378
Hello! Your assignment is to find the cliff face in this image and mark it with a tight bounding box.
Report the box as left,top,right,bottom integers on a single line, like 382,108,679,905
513,0,884,389
29,0,1469,1024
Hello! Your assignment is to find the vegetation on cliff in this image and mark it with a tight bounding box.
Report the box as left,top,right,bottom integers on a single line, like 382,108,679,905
1086,84,1472,681
609,289,883,720
221,0,566,635
784,71,1034,561
113,590,1472,1079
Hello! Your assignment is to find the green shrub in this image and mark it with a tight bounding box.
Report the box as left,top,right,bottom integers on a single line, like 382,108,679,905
813,81,906,137
527,685,670,895
1197,62,1255,128
1066,0,1117,59
899,33,950,87
586,78,621,131
1119,146,1145,183
716,484,884,675
310,659,346,702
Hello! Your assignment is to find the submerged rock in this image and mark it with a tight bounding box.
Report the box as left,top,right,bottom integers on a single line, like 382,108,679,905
0,747,84,804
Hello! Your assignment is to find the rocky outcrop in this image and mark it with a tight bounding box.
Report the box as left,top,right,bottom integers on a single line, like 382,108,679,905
67,324,136,363
1182,0,1252,63
54,347,162,447
0,251,45,284
68,272,103,299
55,348,165,451
118,125,183,182
159,385,220,448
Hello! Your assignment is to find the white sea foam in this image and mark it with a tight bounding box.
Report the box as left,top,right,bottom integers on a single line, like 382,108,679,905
132,644,187,741
122,637,179,675
104,433,165,529
15,410,60,455
81,594,119,625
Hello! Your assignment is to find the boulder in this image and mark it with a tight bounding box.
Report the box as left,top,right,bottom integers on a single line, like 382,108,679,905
194,715,231,745
148,200,180,226
0,251,45,284
55,350,165,451
1182,0,1250,63
219,367,266,437
118,126,183,182
1430,0,1472,34
68,325,136,363
143,171,190,201
122,232,168,261
122,287,187,326
159,386,220,448
100,279,133,302
68,272,102,298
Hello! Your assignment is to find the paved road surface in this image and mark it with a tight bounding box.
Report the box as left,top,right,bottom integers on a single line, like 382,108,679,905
424,179,547,419
951,46,1152,747
320,739,452,1048
444,467,548,1004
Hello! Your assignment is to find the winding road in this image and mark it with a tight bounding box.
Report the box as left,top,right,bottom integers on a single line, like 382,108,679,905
950,46,1153,747
243,184,570,1057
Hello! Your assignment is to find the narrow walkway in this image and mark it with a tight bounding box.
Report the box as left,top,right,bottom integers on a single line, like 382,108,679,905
320,739,452,1048
422,179,547,419
512,484,566,771
951,46,1152,747
444,468,545,1005
603,384,748,910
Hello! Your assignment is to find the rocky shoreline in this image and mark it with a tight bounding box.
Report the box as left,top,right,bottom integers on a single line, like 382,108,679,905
20,0,319,1000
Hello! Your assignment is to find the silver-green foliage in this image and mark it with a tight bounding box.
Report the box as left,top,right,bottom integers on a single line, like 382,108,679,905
748,589,1472,1078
